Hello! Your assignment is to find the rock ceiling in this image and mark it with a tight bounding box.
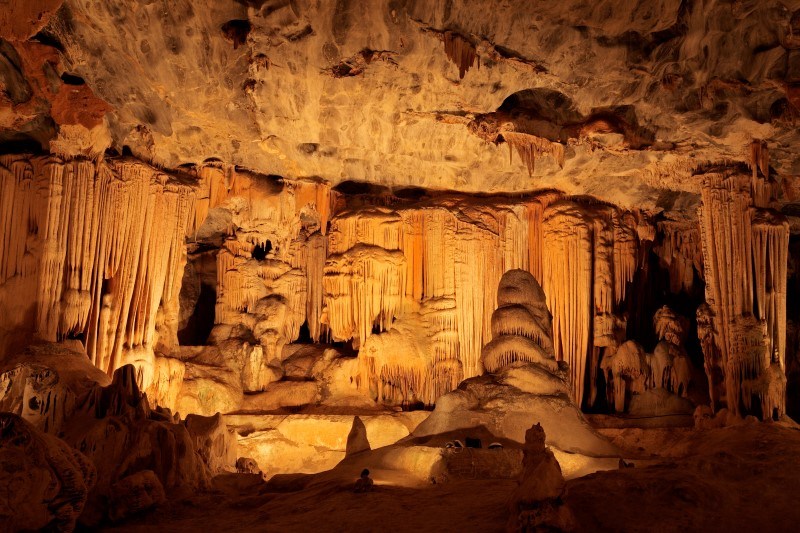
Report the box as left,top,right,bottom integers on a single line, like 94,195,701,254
3,0,800,215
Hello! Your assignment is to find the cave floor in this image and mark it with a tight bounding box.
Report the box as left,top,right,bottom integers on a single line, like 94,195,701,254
105,421,800,533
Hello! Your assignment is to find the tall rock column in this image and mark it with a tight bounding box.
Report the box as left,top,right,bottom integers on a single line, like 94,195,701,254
698,165,788,418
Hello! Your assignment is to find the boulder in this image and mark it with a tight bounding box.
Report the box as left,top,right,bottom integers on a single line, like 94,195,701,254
0,413,95,532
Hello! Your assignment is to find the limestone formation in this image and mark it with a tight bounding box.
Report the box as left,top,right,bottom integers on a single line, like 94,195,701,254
0,155,194,388
698,166,789,419
1,0,800,529
600,306,696,414
413,270,617,457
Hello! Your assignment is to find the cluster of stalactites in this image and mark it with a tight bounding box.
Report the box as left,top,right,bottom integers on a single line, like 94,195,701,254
339,195,564,407
188,162,336,346
190,164,334,257
503,131,566,178
601,316,693,414
323,244,406,348
357,298,461,406
656,220,704,293
0,155,195,377
542,199,644,407
443,31,478,79
698,166,789,418
600,340,648,412
329,196,560,385
214,238,307,345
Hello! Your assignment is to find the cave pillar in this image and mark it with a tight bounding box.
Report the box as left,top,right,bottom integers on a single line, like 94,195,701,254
698,167,788,418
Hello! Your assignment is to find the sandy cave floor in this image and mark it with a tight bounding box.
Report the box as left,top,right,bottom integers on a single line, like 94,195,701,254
103,420,800,533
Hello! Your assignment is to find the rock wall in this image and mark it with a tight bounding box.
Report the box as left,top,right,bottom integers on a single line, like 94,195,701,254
0,151,791,420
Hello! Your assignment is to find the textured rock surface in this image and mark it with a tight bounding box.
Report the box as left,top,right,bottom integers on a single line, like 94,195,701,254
107,470,166,523
0,1,797,212
0,341,110,434
0,412,95,532
413,270,617,456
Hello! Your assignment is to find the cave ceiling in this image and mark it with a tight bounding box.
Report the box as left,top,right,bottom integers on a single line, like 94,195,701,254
2,0,800,216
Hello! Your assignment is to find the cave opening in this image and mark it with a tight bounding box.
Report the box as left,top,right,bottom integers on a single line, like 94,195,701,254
177,250,218,346
178,282,216,346
296,320,313,343
252,240,271,260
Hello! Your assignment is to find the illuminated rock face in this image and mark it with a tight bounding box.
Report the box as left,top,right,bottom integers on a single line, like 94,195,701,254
413,268,616,456
697,164,789,419
0,156,194,389
0,146,793,425
4,0,795,213
0,0,796,421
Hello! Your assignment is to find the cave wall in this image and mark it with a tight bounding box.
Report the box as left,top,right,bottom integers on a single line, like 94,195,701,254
0,148,791,420
1,0,798,421
186,163,660,408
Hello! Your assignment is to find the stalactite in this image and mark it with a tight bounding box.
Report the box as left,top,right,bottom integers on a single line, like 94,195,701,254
749,139,770,181
443,31,478,79
751,209,789,372
503,132,566,177
747,140,781,208
323,244,406,347
541,199,639,407
542,201,593,407
601,340,648,412
0,155,195,380
656,220,703,293
304,233,328,342
525,192,562,283
612,213,638,304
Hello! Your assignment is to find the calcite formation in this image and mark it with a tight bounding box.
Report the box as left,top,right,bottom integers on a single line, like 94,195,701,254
698,164,789,418
0,155,194,389
1,0,800,528
413,269,617,457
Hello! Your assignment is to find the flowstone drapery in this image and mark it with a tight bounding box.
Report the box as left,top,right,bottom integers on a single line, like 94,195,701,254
698,165,788,419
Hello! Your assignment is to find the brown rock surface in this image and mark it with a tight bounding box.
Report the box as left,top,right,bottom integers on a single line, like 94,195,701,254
0,412,95,532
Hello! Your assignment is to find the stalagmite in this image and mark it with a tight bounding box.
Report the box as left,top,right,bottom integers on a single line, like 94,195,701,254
482,269,558,373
